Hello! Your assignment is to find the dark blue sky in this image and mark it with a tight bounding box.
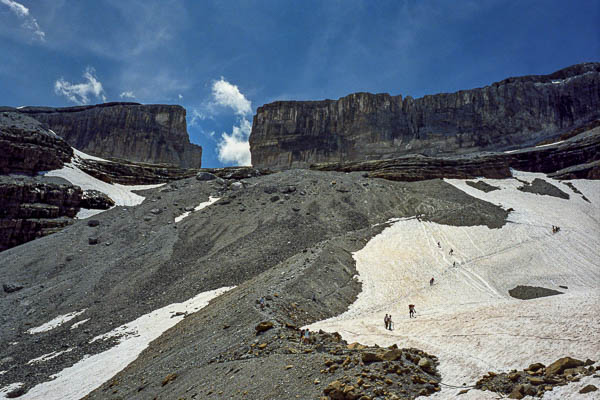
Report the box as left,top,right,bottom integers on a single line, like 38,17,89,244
1,0,598,167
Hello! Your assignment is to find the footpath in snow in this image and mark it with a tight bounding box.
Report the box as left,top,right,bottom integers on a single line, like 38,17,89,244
308,171,600,399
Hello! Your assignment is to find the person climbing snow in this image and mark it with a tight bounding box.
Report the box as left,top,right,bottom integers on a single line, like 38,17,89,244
449,248,454,256
409,304,416,318
384,314,389,330
437,242,441,248
388,315,393,330
430,277,434,286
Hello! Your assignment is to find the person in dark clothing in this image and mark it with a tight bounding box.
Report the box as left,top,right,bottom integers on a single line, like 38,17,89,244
409,304,416,318
384,314,389,330
430,277,434,286
388,315,393,330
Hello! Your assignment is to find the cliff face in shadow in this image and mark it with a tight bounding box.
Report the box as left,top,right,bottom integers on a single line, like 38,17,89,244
250,63,600,169
15,102,202,168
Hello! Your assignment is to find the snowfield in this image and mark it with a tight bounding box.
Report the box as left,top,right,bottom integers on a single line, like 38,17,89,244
308,171,600,399
44,148,164,218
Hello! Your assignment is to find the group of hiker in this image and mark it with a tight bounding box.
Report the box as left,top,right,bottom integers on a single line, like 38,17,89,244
384,314,394,330
552,225,561,234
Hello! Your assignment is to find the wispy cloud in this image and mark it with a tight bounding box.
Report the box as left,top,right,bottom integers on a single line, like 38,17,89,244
178,94,183,100
119,91,136,99
217,118,252,166
212,77,252,116
54,67,107,105
1,0,45,41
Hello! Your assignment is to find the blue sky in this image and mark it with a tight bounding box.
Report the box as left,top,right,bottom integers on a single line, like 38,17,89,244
1,0,598,168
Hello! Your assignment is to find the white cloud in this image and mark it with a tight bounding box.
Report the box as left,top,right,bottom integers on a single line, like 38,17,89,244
217,118,252,166
212,78,252,116
54,67,107,105
178,94,183,100
119,91,136,99
1,0,45,40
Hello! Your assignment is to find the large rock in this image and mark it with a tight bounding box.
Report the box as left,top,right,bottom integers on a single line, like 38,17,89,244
0,178,82,251
545,357,585,376
250,63,600,169
14,102,202,168
0,111,73,174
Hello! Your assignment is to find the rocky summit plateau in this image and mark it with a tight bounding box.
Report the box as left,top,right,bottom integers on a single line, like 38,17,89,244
1,63,599,400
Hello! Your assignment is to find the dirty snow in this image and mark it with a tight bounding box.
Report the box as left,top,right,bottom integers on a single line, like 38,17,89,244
174,196,220,223
308,171,600,399
27,349,73,365
27,309,87,334
70,318,90,330
17,286,233,400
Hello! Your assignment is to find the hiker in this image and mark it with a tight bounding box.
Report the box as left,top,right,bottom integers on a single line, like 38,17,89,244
388,315,393,330
303,329,310,344
384,314,389,330
453,261,456,267
409,304,416,318
259,297,265,310
449,248,454,256
437,242,441,248
430,277,434,286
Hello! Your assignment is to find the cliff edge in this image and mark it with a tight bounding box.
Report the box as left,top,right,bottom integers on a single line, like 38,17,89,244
14,102,202,168
250,63,600,169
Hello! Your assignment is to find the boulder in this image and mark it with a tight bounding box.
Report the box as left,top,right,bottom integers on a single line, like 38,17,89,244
580,384,597,394
87,219,100,227
545,357,585,376
80,190,114,210
196,172,217,181
255,321,274,333
361,352,383,363
3,283,24,293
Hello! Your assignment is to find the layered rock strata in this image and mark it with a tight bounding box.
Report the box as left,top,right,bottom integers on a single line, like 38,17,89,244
0,112,73,174
250,63,600,169
311,124,600,181
13,102,202,168
0,178,81,251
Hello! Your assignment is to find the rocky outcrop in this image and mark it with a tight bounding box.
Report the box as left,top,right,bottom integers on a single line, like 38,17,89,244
311,124,600,181
250,63,600,169
0,112,73,174
0,177,81,251
13,102,202,168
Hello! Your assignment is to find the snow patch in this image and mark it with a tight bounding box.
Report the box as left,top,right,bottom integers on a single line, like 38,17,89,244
72,148,112,162
22,286,234,400
44,154,163,209
27,309,87,334
174,196,220,223
536,140,565,148
27,349,73,365
70,318,90,330
308,172,600,399
0,383,24,399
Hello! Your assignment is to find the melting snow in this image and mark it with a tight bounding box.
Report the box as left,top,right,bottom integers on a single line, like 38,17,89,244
17,286,234,400
43,148,164,216
70,318,90,330
308,171,600,399
174,196,220,223
27,310,87,334
27,349,73,365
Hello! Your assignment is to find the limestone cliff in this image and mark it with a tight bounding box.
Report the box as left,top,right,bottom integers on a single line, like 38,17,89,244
250,63,600,169
16,102,202,168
